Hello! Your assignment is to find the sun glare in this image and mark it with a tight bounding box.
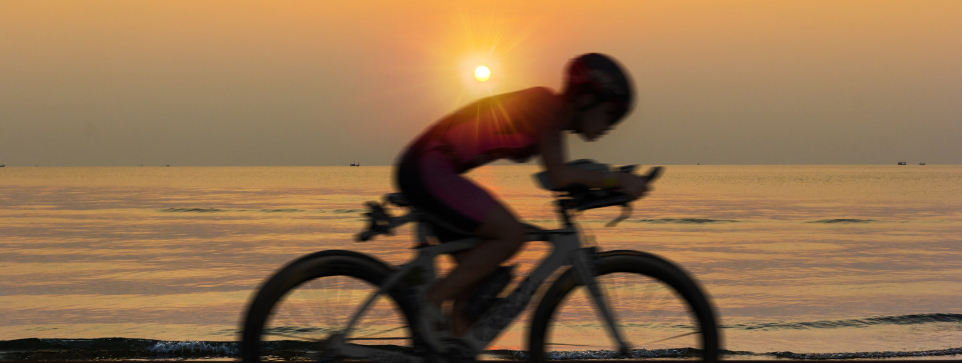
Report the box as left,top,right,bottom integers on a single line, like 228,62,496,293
474,66,490,82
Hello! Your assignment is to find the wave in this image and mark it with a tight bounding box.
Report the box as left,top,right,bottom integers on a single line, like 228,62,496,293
261,208,305,213
726,313,962,331
1,338,959,360
770,347,962,359
809,218,876,223
0,338,237,360
331,208,365,214
159,208,313,213
505,347,962,360
498,348,704,360
629,218,739,224
161,207,223,213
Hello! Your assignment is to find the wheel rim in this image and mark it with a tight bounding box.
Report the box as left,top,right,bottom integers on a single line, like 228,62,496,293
260,275,413,360
544,272,707,359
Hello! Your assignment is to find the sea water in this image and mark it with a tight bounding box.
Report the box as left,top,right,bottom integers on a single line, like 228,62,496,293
1,165,960,359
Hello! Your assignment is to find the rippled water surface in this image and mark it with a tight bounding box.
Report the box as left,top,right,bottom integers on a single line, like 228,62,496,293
1,165,960,357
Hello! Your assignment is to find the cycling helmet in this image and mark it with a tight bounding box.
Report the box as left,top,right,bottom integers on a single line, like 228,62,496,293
563,53,634,125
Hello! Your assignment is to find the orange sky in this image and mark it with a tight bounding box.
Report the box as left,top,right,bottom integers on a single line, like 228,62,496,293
1,0,960,165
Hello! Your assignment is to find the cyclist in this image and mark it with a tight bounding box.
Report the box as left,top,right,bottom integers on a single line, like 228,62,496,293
394,53,649,351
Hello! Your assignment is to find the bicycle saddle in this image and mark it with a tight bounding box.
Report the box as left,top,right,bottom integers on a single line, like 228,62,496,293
386,193,412,207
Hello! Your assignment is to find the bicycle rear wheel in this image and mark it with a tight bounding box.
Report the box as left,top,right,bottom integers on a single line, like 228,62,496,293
241,250,416,362
529,250,719,362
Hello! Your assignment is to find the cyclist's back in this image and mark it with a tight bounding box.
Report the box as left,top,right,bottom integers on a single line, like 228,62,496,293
397,87,560,234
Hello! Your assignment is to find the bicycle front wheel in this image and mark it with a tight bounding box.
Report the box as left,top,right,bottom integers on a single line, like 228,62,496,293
241,250,416,362
529,250,719,362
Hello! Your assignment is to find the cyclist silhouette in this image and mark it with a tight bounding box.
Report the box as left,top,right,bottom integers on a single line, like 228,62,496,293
394,53,649,348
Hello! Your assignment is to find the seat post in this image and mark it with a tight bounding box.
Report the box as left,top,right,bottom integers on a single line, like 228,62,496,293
415,220,433,248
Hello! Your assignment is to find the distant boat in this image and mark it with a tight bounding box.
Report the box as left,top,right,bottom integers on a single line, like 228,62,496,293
350,162,360,167
919,162,926,165
897,161,906,165
0,164,4,167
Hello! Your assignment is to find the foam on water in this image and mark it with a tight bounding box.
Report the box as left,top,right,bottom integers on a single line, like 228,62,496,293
0,338,239,360
727,313,962,331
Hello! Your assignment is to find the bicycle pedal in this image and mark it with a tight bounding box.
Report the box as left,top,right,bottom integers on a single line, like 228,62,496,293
438,338,478,363
430,353,476,363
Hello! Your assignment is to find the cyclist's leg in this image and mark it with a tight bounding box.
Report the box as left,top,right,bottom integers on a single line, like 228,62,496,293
428,203,525,336
449,272,478,337
396,146,524,336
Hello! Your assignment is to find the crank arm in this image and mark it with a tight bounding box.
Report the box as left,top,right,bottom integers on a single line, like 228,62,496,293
337,341,425,363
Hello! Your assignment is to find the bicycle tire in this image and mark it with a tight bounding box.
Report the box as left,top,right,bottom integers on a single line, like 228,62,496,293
529,250,719,362
241,250,417,363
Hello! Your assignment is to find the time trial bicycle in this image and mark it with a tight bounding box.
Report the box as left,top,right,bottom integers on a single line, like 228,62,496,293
241,161,719,362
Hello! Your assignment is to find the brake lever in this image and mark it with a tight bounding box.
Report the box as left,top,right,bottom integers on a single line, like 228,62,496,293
606,204,633,227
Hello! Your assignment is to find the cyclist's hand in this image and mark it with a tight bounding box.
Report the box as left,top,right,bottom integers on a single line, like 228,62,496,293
616,173,650,199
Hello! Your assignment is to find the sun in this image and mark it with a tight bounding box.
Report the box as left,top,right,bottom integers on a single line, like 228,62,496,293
474,66,490,82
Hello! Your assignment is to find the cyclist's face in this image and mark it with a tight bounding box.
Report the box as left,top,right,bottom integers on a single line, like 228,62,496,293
579,101,616,142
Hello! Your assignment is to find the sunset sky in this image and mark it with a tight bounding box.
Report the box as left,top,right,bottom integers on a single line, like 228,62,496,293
2,0,959,166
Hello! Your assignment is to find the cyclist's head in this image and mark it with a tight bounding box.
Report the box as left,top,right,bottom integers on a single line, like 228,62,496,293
563,53,634,127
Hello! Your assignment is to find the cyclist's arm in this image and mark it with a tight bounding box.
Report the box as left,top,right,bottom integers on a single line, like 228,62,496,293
538,125,616,189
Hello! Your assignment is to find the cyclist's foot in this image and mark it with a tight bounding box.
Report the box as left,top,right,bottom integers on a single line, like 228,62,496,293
418,299,452,353
441,337,477,363
450,304,477,337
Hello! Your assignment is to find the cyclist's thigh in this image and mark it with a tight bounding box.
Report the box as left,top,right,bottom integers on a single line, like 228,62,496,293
450,203,524,263
474,203,524,242
397,148,498,233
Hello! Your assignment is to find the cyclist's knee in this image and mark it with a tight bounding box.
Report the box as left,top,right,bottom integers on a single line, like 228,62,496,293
476,206,524,246
452,295,469,313
503,224,525,249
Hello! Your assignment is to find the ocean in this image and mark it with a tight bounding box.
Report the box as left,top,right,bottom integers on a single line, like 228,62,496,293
1,165,960,359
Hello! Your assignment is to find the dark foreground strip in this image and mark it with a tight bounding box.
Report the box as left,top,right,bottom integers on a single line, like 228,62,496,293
1,339,959,361
1,361,960,363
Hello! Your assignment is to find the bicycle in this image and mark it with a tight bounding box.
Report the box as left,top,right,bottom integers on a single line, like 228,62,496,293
241,160,719,362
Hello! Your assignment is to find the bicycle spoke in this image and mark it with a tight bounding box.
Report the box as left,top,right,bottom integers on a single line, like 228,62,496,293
639,330,701,345
332,279,343,327
263,331,325,342
555,289,595,336
353,325,409,339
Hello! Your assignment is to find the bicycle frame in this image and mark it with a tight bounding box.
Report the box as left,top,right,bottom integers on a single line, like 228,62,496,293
328,219,630,363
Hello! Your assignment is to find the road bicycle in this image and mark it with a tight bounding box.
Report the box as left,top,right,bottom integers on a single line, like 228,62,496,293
241,161,719,362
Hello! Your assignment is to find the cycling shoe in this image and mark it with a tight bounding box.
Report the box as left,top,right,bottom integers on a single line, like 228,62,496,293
424,338,476,363
441,337,477,363
417,298,452,353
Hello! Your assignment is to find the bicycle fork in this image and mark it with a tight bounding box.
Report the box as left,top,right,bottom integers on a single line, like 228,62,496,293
569,247,631,355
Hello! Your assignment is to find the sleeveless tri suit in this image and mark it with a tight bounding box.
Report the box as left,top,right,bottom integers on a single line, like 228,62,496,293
395,87,562,234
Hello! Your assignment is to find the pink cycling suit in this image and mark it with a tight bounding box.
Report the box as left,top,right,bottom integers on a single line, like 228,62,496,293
395,87,561,235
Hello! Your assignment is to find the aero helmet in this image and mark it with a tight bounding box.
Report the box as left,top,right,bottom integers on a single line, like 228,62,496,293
563,53,634,124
